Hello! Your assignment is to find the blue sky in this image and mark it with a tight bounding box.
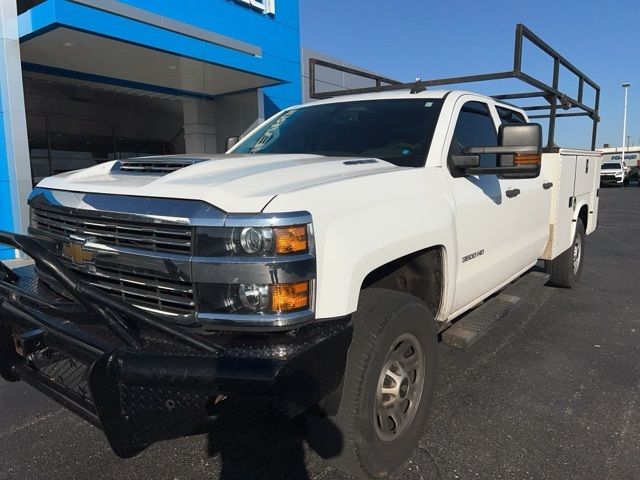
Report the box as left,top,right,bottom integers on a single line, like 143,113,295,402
300,0,639,150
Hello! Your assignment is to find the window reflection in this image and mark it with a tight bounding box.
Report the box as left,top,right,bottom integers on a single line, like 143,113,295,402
27,113,174,185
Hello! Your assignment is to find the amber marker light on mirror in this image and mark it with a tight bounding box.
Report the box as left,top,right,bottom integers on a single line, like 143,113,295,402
271,281,310,313
514,153,541,165
273,226,308,254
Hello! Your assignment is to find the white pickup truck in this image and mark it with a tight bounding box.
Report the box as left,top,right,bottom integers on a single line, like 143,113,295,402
0,25,601,480
599,157,629,186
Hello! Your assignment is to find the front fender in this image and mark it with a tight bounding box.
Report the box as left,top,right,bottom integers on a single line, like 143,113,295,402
265,168,458,320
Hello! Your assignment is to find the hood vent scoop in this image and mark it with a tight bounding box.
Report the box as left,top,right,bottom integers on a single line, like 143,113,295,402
116,157,208,174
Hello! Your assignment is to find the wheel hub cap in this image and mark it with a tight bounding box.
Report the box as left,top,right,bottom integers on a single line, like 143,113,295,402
375,333,425,443
573,235,582,274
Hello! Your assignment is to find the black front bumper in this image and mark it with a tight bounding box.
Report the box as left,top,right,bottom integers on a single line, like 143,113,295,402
0,233,352,458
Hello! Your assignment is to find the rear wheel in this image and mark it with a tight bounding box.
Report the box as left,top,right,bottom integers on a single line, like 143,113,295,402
546,220,585,288
305,289,438,480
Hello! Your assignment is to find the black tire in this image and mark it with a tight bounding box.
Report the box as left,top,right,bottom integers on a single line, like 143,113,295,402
546,220,585,288
305,289,438,480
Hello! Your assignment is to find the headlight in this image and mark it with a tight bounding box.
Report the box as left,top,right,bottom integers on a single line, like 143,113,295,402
237,283,270,311
195,218,315,319
199,281,311,314
240,227,272,254
195,225,310,256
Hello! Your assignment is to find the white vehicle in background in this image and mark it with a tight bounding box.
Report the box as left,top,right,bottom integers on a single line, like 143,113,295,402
0,25,603,480
600,158,628,186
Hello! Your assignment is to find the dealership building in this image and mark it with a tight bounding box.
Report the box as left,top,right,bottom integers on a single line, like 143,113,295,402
0,0,312,259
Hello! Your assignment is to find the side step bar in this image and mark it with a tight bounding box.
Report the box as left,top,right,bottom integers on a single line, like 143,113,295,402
442,271,550,349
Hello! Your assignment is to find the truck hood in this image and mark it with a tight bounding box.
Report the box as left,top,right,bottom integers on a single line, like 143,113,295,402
37,154,405,212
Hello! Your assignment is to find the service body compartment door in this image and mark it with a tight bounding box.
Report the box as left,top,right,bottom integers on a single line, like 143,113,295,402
540,150,601,260
540,152,577,260
574,154,600,235
578,154,600,235
575,156,595,196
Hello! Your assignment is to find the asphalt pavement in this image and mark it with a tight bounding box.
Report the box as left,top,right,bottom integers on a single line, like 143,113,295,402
1,183,639,480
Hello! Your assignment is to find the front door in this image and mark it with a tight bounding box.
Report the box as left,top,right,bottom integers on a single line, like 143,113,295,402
444,97,524,313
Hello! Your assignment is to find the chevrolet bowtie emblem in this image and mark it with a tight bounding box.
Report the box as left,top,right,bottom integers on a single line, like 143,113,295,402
62,240,95,266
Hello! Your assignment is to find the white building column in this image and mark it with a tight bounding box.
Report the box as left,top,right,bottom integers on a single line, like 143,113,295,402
182,98,218,154
0,0,32,258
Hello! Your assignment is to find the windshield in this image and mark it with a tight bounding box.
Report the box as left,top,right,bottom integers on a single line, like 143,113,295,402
234,99,444,167
602,162,622,169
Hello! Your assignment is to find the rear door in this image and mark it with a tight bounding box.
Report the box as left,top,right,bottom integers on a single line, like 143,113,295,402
495,106,552,262
444,97,523,313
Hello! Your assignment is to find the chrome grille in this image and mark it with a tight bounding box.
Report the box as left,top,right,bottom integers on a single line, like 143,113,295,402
31,207,193,254
69,263,195,317
31,205,196,318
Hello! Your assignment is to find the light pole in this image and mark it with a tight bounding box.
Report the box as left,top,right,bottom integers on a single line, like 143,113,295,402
621,83,631,172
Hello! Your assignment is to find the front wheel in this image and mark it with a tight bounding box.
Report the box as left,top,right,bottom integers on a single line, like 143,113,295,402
546,221,585,288
305,289,438,480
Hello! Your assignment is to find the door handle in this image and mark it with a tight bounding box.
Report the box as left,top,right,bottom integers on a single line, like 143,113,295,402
543,182,554,190
506,188,521,198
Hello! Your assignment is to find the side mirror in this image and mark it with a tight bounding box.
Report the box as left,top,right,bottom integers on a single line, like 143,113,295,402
452,155,480,169
460,123,543,177
499,123,542,168
226,136,240,151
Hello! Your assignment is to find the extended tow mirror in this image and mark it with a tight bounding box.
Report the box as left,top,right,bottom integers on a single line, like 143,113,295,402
499,123,543,167
226,136,240,151
452,154,480,169
459,123,543,177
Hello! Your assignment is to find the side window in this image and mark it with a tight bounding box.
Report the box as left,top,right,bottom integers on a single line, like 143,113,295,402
448,101,498,172
496,106,527,125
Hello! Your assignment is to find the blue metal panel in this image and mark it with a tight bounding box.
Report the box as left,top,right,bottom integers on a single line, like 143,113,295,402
18,0,302,104
17,0,58,40
120,0,300,45
0,83,14,258
17,0,303,112
0,113,7,183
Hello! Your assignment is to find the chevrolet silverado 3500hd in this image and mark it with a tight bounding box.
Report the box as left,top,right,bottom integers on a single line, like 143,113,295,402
0,25,601,480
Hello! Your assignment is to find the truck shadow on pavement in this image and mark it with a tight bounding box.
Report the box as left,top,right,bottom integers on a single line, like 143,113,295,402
205,396,343,480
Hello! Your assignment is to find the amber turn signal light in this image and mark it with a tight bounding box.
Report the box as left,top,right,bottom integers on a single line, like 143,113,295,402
271,281,310,313
273,226,308,254
514,153,541,166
